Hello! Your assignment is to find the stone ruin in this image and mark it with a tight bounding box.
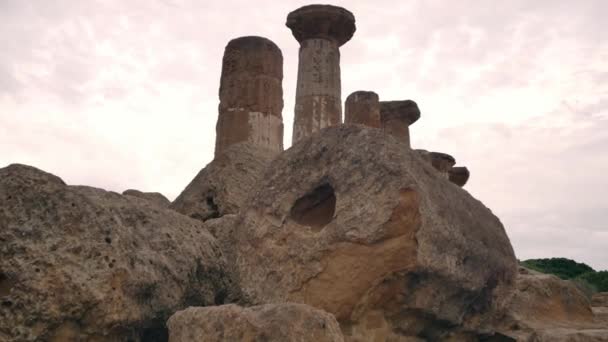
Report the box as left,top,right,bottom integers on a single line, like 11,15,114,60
1,3,607,342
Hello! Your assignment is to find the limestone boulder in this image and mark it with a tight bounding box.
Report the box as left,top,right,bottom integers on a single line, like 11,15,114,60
233,125,518,339
167,303,344,342
0,164,231,341
170,143,275,221
123,189,170,207
496,267,608,341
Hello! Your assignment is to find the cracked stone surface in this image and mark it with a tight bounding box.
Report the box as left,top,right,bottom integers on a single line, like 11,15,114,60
231,125,517,340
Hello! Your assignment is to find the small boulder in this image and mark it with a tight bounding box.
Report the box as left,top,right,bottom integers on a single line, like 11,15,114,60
496,267,608,341
167,303,344,342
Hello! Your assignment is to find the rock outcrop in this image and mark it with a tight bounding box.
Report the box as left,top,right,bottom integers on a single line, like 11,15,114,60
496,267,608,341
0,164,231,341
167,303,344,342
232,125,517,340
171,143,275,222
122,189,170,207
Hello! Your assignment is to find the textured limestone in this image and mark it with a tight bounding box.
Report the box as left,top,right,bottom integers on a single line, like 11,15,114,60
0,164,231,341
344,91,380,128
122,189,170,207
233,125,517,339
167,303,344,342
380,100,420,148
495,267,608,341
287,5,356,144
215,36,283,155
449,166,470,187
171,143,275,222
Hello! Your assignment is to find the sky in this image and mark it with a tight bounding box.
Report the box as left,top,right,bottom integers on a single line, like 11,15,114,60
1,0,607,270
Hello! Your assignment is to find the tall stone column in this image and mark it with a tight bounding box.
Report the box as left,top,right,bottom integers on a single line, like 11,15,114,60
345,91,381,128
380,100,421,148
215,36,284,157
286,5,356,144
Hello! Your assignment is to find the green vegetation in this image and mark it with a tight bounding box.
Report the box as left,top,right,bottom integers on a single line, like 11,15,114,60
520,258,608,294
577,271,608,292
521,258,594,279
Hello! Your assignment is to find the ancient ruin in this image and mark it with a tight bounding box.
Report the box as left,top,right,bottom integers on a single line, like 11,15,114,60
380,100,420,148
449,166,470,187
214,36,284,156
344,91,381,128
287,5,356,143
2,3,607,342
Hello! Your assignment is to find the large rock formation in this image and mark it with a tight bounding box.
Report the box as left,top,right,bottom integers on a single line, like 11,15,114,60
0,164,231,341
171,143,275,222
232,125,518,340
287,4,356,144
167,303,344,342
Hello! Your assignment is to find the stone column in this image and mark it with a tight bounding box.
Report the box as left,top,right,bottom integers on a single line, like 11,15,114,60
449,167,470,187
380,100,421,148
345,91,381,128
286,5,356,144
215,36,284,157
416,150,456,179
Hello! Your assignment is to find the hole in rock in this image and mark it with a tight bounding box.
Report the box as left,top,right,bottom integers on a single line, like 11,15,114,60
290,183,336,231
0,273,15,297
205,196,220,220
105,237,112,244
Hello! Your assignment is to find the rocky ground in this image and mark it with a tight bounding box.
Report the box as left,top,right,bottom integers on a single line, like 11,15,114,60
1,126,607,341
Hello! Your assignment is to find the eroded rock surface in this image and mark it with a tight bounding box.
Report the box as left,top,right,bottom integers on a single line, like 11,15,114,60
496,267,608,341
167,303,344,342
171,143,275,222
123,189,170,207
0,164,231,341
233,125,517,340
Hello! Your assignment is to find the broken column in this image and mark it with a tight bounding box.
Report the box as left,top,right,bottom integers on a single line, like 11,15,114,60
380,100,421,148
215,36,284,156
344,91,380,128
416,150,456,179
449,166,470,187
286,5,356,144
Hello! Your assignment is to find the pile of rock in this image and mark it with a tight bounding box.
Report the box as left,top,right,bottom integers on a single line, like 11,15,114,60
2,3,607,342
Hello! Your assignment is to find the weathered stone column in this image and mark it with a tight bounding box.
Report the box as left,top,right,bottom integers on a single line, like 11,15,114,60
416,150,456,179
380,100,421,148
345,91,380,128
286,5,356,144
215,36,283,156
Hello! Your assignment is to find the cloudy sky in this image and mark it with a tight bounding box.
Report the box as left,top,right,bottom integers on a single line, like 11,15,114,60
1,0,607,270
